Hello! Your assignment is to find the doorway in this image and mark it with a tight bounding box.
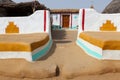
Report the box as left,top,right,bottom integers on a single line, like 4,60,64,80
62,15,70,28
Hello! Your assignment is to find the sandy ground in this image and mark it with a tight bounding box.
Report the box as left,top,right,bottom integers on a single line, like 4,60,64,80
1,30,120,80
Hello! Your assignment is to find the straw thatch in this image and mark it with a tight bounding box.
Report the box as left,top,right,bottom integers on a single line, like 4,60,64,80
0,0,15,4
0,0,48,16
103,0,120,13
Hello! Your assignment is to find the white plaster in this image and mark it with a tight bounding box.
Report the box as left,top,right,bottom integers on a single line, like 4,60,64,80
72,14,79,27
52,14,61,26
78,8,120,33
0,52,32,61
0,10,50,34
102,50,120,60
46,11,51,34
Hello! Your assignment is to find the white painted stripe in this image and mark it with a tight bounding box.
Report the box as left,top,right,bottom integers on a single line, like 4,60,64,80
31,39,50,55
78,38,102,55
77,38,120,60
103,50,120,60
0,39,52,62
76,40,102,59
0,52,32,61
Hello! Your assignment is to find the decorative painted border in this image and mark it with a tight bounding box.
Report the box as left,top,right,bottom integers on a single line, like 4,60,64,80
76,38,120,60
76,39,102,59
0,37,52,62
52,25,62,30
70,26,78,29
32,39,53,61
52,25,78,30
82,9,85,31
44,10,47,32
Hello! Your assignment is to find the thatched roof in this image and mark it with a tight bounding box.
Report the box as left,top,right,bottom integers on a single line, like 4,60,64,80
50,9,79,14
103,0,120,13
0,1,48,9
0,1,48,16
0,0,15,4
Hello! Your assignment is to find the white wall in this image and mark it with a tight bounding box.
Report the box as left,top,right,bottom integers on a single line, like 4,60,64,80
52,13,79,28
77,9,120,60
72,14,79,28
52,14,60,26
0,10,50,34
46,11,51,37
0,10,52,61
78,8,120,33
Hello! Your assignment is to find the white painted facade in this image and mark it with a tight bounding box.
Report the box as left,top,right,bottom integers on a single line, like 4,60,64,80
0,10,50,34
77,8,120,60
78,8,120,33
0,10,52,61
51,13,79,29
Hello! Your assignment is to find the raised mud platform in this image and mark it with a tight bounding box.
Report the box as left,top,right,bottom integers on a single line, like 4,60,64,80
0,10,52,61
77,31,120,60
0,33,53,61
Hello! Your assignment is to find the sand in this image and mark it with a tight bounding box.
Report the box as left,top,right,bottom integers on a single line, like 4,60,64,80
0,30,120,80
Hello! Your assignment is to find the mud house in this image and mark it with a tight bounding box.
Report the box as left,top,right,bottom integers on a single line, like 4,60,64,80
51,9,79,30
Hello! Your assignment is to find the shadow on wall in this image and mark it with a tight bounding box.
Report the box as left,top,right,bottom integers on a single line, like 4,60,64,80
51,30,72,43
39,42,56,60
52,30,67,40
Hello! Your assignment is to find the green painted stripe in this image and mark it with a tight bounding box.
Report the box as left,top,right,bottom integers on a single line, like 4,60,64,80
76,39,102,59
52,25,62,30
32,39,52,61
70,26,78,29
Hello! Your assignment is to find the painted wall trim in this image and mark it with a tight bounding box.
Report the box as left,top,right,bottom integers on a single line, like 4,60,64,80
0,39,53,62
0,10,50,34
32,39,53,61
76,39,120,60
76,39,102,59
44,10,46,32
82,9,85,31
0,52,32,61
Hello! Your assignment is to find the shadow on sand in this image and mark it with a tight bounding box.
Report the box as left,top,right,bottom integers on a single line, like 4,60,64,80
39,30,75,60
54,40,72,43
